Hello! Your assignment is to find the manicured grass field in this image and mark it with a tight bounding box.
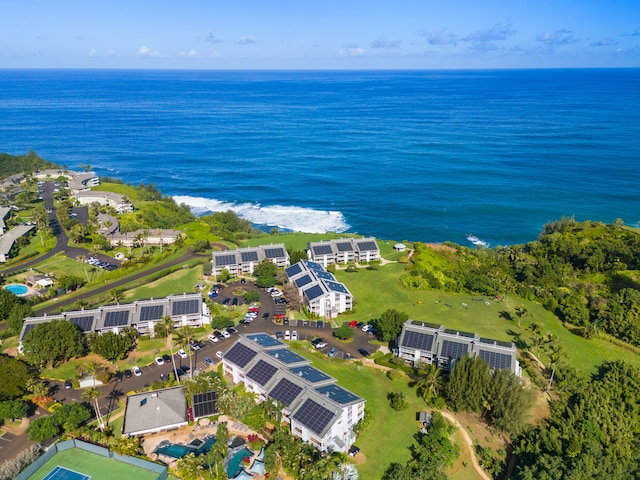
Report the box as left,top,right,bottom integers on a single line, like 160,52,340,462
121,264,203,302
292,345,480,479
334,263,640,373
27,447,161,480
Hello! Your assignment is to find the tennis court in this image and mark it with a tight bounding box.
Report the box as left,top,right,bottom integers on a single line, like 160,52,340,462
42,466,90,480
27,448,161,480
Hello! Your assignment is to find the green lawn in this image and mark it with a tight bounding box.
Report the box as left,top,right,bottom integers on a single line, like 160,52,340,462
121,264,203,302
27,446,162,480
334,262,640,374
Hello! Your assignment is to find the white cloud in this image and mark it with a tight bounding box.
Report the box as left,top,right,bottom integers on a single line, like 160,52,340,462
237,36,255,45
339,47,366,58
88,49,99,57
206,32,223,43
590,38,617,47
180,49,198,57
424,29,458,46
535,29,577,46
136,45,160,57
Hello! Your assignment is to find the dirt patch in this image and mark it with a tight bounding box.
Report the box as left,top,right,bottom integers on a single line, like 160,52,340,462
426,243,457,254
453,411,507,452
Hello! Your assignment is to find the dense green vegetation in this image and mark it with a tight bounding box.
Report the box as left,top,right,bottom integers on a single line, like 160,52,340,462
0,151,57,178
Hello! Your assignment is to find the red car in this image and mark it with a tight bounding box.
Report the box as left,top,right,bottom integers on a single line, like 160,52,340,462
349,320,358,327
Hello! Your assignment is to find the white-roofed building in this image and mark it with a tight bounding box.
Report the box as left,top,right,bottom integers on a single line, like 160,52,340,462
76,190,133,213
285,261,352,318
211,244,290,278
308,237,380,267
222,333,365,453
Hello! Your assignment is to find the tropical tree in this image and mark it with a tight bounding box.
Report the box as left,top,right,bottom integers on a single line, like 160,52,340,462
332,462,359,480
81,387,105,430
157,316,181,382
514,305,527,328
174,325,196,377
527,322,544,355
414,362,442,405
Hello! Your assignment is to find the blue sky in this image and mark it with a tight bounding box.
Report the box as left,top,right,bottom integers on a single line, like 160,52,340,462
2,0,639,69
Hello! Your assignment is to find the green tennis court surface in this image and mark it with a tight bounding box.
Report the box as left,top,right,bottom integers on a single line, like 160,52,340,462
42,466,90,480
27,448,161,480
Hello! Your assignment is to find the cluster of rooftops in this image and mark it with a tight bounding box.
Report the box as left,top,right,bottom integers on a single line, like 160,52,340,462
19,293,208,343
397,320,521,376
222,333,364,452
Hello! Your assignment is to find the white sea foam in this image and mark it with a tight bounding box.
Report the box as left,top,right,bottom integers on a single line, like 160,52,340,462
173,195,350,234
466,234,489,248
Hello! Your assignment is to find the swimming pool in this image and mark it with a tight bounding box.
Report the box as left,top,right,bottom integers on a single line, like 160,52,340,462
4,284,28,295
226,448,253,478
155,435,216,459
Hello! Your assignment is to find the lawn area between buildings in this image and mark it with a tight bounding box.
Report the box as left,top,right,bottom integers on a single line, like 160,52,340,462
291,345,481,479
334,262,640,374
121,264,203,302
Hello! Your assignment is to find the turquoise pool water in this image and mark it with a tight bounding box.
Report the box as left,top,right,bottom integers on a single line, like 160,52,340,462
227,448,253,478
4,284,28,295
155,435,216,459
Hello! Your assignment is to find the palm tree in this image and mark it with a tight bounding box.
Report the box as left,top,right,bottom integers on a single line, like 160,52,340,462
332,462,359,480
415,362,442,405
527,322,544,355
82,387,105,431
158,316,181,383
546,344,566,390
174,325,196,378
515,305,527,328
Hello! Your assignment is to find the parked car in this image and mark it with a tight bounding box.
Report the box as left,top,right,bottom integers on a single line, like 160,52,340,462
124,369,132,379
204,357,214,366
162,354,172,363
221,330,231,339
221,297,231,305
284,330,291,340
227,327,238,335
231,297,239,306
262,312,270,319
328,347,338,358
356,322,366,328
64,379,72,389
291,330,298,341
177,349,188,359
155,357,165,366
312,338,328,349
349,446,360,457
215,351,224,359
213,330,225,340
132,365,142,376
358,348,371,357
276,331,283,340
362,324,373,333
189,342,201,351
208,334,219,343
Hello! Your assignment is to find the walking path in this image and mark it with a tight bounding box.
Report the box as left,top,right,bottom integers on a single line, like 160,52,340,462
439,410,492,480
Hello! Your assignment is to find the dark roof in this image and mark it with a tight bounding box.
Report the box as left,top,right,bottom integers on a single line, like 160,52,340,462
440,339,469,360
479,350,513,370
311,244,333,255
264,247,286,258
192,391,217,419
268,378,304,406
335,241,354,252
285,263,303,277
401,330,434,351
247,360,279,386
240,250,259,262
295,274,314,288
316,384,360,405
355,240,378,251
292,398,335,436
290,365,332,384
214,254,237,266
172,299,200,315
304,284,325,301
224,343,259,368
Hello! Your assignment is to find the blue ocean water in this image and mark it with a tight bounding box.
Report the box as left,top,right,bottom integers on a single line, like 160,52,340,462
1,69,638,246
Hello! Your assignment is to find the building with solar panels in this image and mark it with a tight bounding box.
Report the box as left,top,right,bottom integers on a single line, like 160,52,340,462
285,261,352,318
396,320,521,376
211,243,290,278
307,237,380,267
222,333,365,453
18,293,210,348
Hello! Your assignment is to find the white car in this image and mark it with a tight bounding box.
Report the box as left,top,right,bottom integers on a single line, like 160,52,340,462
284,330,291,340
215,351,224,359
291,330,298,341
221,330,231,339
154,357,165,366
177,349,188,359
132,366,142,376
208,334,219,343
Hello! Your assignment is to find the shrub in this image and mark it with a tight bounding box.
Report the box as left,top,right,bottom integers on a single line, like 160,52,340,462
388,392,409,411
387,369,405,381
334,324,354,340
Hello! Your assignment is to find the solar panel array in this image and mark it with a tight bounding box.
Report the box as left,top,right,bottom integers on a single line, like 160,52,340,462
172,299,200,315
356,240,378,251
335,241,353,252
295,274,313,288
247,360,279,386
401,331,435,351
266,348,307,364
312,244,333,255
305,261,324,271
192,391,217,418
290,366,331,383
440,340,469,360
104,310,130,327
246,333,283,348
69,315,95,332
325,280,349,294
240,251,259,262
140,305,164,321
444,329,475,338
215,254,237,266
304,284,325,301
224,343,258,368
292,399,335,435
316,384,360,405
264,247,285,259
285,263,303,277
479,350,513,370
315,270,335,281
268,378,303,406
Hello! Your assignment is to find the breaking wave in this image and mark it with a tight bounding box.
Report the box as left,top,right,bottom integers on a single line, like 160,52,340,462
173,195,350,234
